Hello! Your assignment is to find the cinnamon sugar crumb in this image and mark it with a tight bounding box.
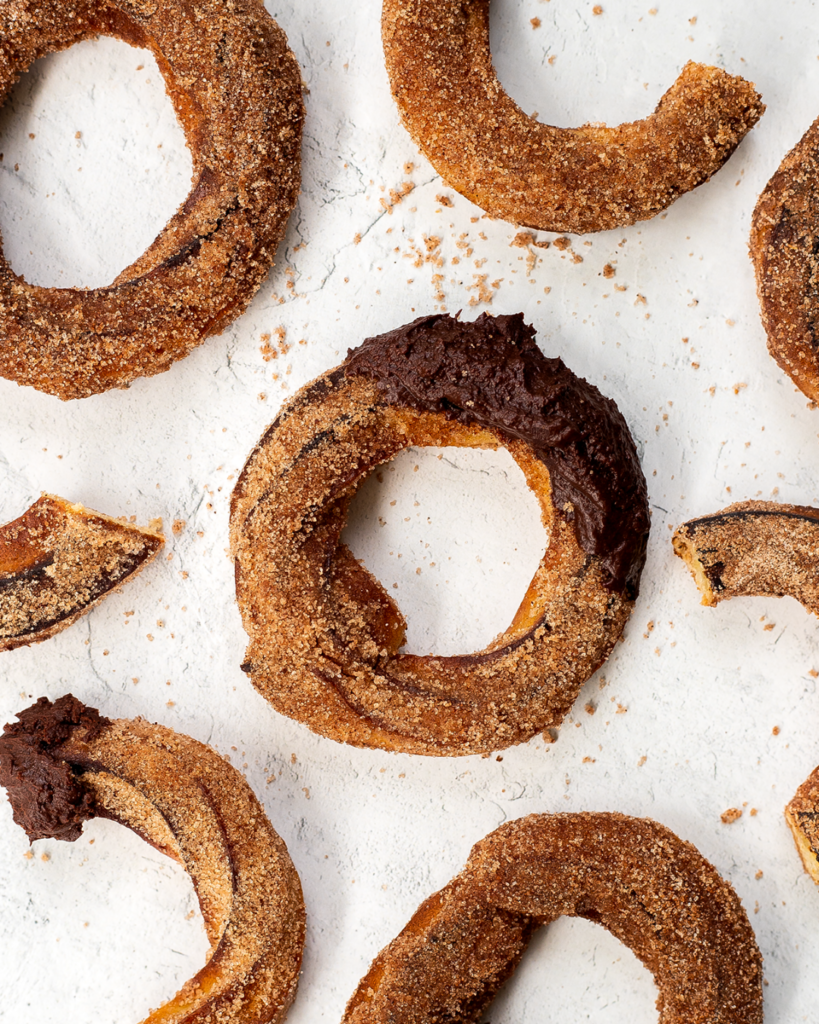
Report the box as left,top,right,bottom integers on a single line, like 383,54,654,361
721,807,742,824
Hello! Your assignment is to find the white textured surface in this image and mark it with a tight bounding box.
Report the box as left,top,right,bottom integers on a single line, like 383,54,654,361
1,1,819,1020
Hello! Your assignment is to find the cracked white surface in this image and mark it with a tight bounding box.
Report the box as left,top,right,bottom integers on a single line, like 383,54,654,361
1,1,819,1020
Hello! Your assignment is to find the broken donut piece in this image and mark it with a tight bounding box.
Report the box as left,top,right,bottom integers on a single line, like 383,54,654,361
673,499,819,615
382,0,764,233
786,765,819,887
341,813,763,1024
0,494,163,652
0,694,306,1024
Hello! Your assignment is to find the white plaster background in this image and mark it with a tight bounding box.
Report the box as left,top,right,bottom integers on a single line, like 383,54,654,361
1,0,819,1020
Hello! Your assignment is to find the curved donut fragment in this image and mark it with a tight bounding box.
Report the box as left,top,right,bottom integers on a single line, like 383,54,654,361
786,766,819,887
0,494,163,651
382,1,764,233
673,499,819,614
751,116,819,403
0,694,305,1024
342,813,762,1024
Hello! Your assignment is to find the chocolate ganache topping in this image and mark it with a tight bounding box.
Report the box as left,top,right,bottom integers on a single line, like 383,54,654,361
0,694,109,842
345,312,650,596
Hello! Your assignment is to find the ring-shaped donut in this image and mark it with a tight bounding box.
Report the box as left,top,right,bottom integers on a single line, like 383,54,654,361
673,499,819,616
751,116,819,403
0,494,164,651
230,312,649,756
0,0,304,400
342,813,763,1024
0,694,306,1024
382,1,764,233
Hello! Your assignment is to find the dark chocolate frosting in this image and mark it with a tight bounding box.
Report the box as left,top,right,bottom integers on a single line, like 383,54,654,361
0,694,109,843
345,312,649,596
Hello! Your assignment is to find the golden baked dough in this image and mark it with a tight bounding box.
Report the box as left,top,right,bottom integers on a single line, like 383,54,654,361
231,312,649,756
0,493,163,651
0,694,306,1024
751,116,819,403
342,813,763,1024
786,766,819,887
382,0,764,233
673,499,819,615
0,0,304,400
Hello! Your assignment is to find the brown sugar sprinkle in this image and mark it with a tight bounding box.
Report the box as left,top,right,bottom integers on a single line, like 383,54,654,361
721,807,743,824
380,180,415,213
593,4,603,13
584,702,596,715
755,869,763,879
260,326,289,362
772,725,780,736
436,194,454,207
553,236,572,251
602,262,615,278
172,519,186,535
530,17,541,28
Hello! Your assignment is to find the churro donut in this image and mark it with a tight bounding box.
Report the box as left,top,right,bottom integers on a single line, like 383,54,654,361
342,813,763,1024
230,312,649,756
0,493,163,651
0,694,305,1024
751,116,819,403
673,499,819,615
382,1,764,233
786,766,819,887
0,0,303,401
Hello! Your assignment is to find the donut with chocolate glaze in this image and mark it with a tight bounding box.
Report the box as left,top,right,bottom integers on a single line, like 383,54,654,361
786,765,819,888
0,0,303,400
382,1,764,233
341,813,763,1024
0,494,163,652
0,694,305,1024
230,312,649,756
751,116,819,403
673,499,819,616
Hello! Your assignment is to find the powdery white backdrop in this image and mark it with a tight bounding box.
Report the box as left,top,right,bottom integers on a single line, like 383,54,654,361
1,1,818,1020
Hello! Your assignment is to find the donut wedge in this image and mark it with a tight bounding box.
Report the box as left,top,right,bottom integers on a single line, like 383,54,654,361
0,494,163,651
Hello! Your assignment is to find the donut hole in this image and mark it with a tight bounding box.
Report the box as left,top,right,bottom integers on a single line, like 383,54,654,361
488,0,664,128
341,445,549,657
485,916,658,1022
0,35,191,289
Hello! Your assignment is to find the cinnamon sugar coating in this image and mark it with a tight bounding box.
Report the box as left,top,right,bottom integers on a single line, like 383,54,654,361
342,813,763,1024
673,499,819,615
0,0,304,400
786,766,819,887
751,116,819,403
382,0,764,233
230,314,649,756
0,493,163,651
0,695,306,1024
